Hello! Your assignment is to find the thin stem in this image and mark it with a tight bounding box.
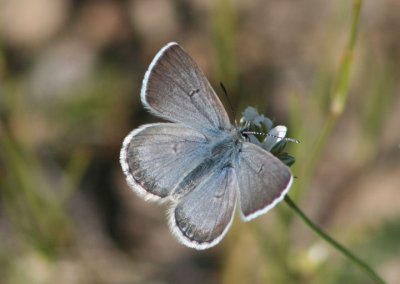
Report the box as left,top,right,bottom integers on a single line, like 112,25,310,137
331,0,362,116
284,195,386,284
294,0,363,202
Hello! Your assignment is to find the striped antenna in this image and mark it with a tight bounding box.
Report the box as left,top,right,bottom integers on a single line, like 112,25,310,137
220,82,237,127
242,131,300,144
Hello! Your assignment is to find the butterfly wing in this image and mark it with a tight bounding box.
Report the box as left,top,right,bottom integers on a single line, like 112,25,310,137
141,42,231,133
169,167,238,249
120,123,209,202
237,142,293,221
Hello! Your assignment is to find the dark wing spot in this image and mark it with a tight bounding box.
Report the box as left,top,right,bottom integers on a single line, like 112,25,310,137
172,143,178,154
257,164,264,174
189,88,200,97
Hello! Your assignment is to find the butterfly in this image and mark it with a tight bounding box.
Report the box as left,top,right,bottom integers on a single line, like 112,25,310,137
120,42,293,249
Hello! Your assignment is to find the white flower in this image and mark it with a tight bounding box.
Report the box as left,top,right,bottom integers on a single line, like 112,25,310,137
262,125,287,151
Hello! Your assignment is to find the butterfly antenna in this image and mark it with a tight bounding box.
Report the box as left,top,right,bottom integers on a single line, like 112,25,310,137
220,82,237,126
242,131,300,143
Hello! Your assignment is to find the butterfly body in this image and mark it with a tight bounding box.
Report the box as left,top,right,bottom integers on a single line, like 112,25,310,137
172,128,241,200
120,42,293,249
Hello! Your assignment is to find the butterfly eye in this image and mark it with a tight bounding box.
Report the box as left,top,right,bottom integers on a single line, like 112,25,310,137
241,131,249,140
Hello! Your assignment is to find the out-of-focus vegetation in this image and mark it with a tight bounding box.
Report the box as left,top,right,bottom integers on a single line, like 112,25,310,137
0,0,399,283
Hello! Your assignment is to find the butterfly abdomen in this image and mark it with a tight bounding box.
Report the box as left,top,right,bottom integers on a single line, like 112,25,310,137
171,132,239,199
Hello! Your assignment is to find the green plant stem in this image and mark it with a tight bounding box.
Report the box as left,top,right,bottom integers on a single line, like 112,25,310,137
284,195,386,284
331,0,362,116
293,0,363,203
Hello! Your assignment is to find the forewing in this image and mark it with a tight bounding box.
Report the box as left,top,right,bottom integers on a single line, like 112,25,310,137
141,42,231,132
120,123,208,202
237,142,293,221
169,167,237,249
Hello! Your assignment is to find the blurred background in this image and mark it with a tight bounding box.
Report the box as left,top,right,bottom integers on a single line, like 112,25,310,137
0,0,399,283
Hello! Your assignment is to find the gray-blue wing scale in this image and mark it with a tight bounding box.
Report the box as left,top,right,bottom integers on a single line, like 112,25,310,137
169,167,238,249
237,142,293,221
120,123,209,202
141,42,231,133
